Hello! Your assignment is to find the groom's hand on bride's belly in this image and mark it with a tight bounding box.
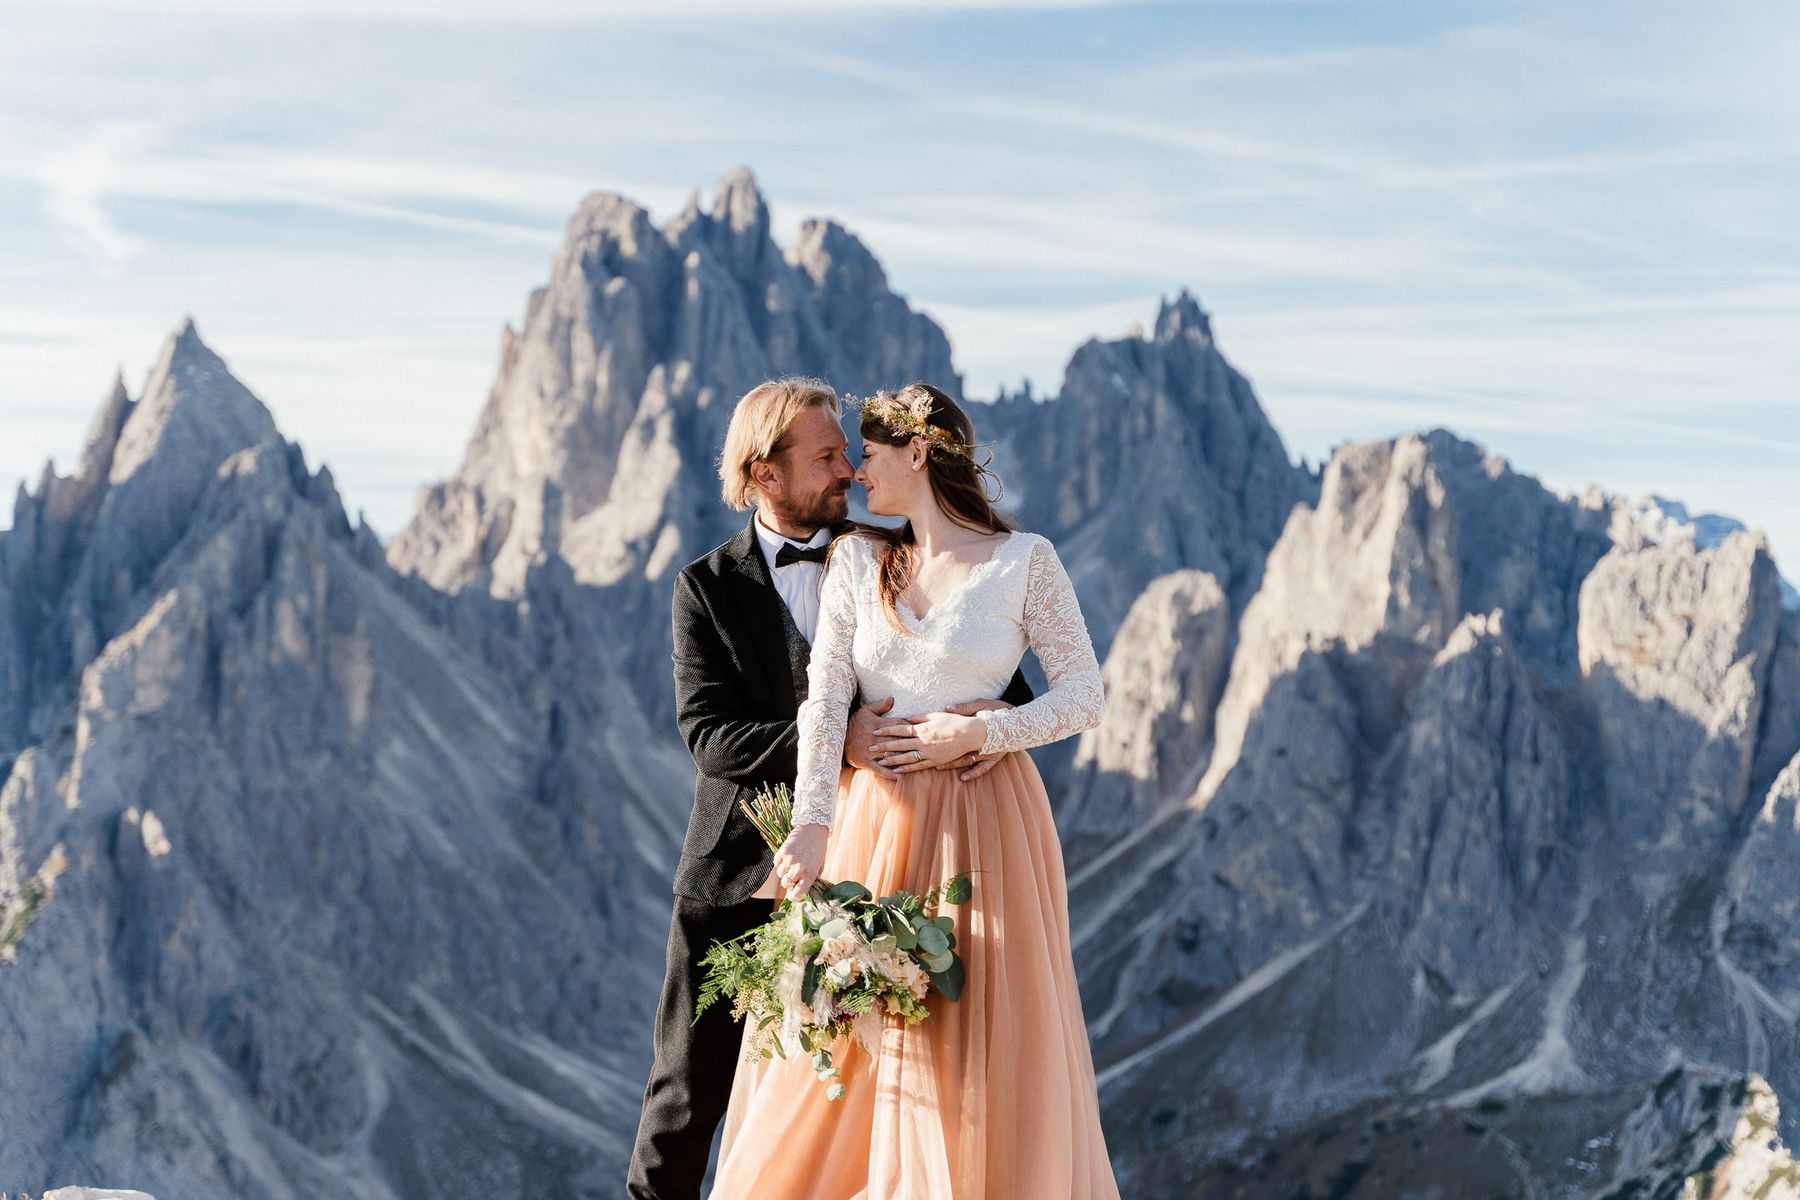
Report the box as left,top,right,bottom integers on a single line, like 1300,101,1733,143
944,698,1014,717
872,708,991,773
845,696,902,779
947,750,1005,781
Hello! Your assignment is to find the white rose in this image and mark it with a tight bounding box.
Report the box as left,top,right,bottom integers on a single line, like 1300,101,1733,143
819,934,858,966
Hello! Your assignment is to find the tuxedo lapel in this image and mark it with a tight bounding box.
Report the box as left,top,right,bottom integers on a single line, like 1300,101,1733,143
724,518,799,715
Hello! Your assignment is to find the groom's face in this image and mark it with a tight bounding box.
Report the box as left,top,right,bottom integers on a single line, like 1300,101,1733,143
758,405,854,532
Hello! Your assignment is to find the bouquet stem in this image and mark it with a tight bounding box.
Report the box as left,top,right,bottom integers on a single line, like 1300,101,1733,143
740,783,830,899
695,781,975,1100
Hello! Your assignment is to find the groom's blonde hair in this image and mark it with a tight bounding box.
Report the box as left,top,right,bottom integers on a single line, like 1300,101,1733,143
718,377,842,511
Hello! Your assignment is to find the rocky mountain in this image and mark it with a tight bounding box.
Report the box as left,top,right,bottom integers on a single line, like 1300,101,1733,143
1072,431,1800,1197
387,168,957,600
1,322,691,1197
385,169,964,735
981,292,1317,655
4,169,1799,1199
1633,494,1800,612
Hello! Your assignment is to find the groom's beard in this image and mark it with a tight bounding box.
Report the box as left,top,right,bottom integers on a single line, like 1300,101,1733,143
787,485,851,532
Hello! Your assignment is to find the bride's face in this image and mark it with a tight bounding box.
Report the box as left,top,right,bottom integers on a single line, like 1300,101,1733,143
855,436,925,517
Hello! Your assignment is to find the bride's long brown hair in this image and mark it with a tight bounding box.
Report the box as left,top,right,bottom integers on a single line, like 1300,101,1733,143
849,383,1012,635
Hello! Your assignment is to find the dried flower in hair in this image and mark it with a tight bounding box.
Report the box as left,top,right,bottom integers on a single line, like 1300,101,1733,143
854,389,974,462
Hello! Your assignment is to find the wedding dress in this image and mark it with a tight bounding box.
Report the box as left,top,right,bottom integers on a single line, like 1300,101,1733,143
708,529,1123,1200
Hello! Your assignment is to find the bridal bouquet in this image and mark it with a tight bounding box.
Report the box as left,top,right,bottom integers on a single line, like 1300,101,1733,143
693,783,972,1100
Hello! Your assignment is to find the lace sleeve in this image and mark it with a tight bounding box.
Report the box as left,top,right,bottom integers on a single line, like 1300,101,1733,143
791,539,862,829
977,536,1105,755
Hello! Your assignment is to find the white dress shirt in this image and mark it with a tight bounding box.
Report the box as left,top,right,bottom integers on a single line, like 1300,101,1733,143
753,511,830,644
750,512,833,898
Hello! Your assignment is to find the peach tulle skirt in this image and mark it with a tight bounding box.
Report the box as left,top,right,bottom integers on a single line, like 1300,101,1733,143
707,753,1122,1200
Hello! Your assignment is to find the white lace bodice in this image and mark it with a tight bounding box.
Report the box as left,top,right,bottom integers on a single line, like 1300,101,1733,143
791,530,1105,829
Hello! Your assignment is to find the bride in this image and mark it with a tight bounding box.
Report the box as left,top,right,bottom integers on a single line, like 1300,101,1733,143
705,383,1123,1199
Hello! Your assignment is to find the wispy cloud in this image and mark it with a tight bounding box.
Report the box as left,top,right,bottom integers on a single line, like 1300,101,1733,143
2,1,1794,572
12,142,615,248
35,121,155,272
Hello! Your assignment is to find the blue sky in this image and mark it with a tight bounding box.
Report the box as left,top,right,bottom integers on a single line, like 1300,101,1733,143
2,0,1796,580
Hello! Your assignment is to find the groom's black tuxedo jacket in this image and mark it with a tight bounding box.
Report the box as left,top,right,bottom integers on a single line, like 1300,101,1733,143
669,516,1033,905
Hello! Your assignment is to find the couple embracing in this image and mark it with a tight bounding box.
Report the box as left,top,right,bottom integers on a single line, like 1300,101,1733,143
626,378,1121,1200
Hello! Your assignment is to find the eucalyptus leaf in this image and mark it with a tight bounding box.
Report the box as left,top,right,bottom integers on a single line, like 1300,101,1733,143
917,924,949,955
934,955,966,1001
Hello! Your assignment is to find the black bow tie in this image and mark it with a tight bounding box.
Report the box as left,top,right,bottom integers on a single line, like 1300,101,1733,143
775,540,831,568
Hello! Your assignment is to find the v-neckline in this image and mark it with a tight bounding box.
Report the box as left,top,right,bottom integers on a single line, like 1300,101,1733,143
895,531,1018,627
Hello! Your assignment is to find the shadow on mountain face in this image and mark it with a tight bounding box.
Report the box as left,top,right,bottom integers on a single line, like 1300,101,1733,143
4,172,1799,1199
1067,542,1800,1197
0,325,695,1196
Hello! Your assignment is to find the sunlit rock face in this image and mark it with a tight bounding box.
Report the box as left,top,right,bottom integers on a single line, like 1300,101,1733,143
5,172,1800,1200
1064,568,1231,850
1,320,687,1199
386,168,959,601
979,291,1317,655
1063,423,1797,1198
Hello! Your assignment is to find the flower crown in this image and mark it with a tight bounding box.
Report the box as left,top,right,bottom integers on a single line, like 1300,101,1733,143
855,386,974,461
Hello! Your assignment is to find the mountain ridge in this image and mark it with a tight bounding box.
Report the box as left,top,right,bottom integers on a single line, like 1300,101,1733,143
4,168,1799,1199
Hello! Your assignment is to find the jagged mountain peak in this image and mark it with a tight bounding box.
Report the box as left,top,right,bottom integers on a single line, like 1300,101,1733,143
392,174,958,597
1628,490,1798,610
1417,424,1500,468
75,371,135,485
0,323,370,751
980,291,1315,648
1193,427,1614,802
109,317,278,490
553,191,669,299
1153,289,1212,344
0,315,688,1200
567,188,653,236
671,166,778,281
787,217,884,287
711,165,771,238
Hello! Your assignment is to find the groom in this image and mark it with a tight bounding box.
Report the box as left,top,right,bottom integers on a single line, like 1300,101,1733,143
625,377,1031,1200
